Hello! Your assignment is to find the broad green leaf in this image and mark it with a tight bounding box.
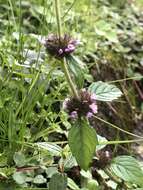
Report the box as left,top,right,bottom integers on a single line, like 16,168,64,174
36,142,62,156
68,119,97,170
88,81,122,102
49,173,67,190
110,156,143,186
13,152,26,167
13,172,27,185
67,55,85,88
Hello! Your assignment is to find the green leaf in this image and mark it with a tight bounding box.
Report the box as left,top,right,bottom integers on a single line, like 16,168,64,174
63,154,78,169
68,119,97,170
49,173,67,190
13,152,26,167
106,31,118,43
36,142,62,156
0,167,15,178
88,81,122,102
67,55,85,88
96,135,108,151
33,175,47,184
68,177,80,190
46,167,58,178
87,179,99,190
110,156,143,186
80,170,92,179
13,172,27,185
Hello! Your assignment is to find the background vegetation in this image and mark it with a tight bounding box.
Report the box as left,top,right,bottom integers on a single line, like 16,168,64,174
0,0,143,189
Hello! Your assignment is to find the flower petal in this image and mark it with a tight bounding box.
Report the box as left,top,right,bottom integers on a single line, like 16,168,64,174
89,103,98,113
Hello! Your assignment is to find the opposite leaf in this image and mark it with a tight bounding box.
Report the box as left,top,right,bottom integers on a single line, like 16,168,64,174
110,156,143,186
68,119,97,170
88,81,122,102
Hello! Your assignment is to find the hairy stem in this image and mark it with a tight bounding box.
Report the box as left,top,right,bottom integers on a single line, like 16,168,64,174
55,0,62,39
54,0,79,98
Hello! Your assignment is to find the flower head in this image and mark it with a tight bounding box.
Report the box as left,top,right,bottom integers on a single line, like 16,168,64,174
63,89,97,119
44,34,79,58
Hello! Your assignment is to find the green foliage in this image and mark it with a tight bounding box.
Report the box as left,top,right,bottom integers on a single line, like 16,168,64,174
110,156,143,186
49,173,67,190
67,55,86,88
13,172,27,185
68,118,98,170
13,152,26,167
87,179,99,190
88,81,122,102
33,175,47,184
67,178,80,190
0,0,142,189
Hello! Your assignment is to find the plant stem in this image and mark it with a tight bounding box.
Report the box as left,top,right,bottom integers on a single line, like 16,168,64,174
55,0,62,39
63,58,79,98
54,0,79,98
93,115,143,139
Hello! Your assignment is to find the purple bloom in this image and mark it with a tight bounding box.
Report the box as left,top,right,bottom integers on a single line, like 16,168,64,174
70,111,78,119
63,90,97,119
86,112,93,118
89,103,98,114
65,44,75,52
44,34,79,58
91,93,96,101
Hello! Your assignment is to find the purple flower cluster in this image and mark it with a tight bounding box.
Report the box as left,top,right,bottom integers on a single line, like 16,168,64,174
63,89,97,119
44,34,79,58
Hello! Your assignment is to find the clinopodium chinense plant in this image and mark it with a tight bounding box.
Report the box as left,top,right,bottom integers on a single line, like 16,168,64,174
42,0,122,174
44,34,79,58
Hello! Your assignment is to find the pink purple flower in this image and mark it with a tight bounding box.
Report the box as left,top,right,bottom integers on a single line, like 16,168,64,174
63,90,98,119
44,34,79,58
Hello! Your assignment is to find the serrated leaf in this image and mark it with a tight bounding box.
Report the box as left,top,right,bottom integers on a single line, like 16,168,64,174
110,156,143,186
68,118,97,170
36,142,62,156
88,81,122,102
49,173,67,190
